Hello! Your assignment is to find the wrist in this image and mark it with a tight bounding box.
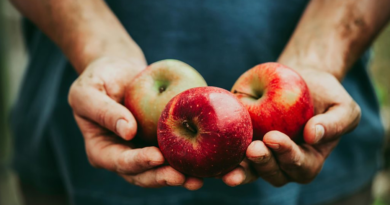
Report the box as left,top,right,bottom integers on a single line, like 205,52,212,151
84,56,147,82
277,52,347,81
69,36,147,74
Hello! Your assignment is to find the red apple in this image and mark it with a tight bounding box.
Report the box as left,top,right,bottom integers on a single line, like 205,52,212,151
158,87,253,178
125,59,207,144
231,62,314,141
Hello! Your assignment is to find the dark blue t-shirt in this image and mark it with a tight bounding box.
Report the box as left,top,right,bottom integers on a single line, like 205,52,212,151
11,1,384,205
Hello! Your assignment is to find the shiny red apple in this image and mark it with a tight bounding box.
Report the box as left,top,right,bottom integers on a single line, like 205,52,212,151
125,59,207,144
231,62,314,141
158,87,253,178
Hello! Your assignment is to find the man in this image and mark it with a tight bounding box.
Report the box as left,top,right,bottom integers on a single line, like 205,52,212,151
10,0,390,204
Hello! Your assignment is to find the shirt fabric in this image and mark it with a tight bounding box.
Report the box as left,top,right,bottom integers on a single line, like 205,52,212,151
11,1,384,205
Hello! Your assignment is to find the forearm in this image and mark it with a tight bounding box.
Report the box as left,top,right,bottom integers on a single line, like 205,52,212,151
278,0,390,80
11,0,146,73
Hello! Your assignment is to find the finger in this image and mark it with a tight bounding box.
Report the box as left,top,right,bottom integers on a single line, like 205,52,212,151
89,140,165,175
246,140,289,187
222,159,258,187
183,177,204,190
69,84,137,141
76,116,165,174
222,166,246,187
122,166,186,188
263,131,323,183
303,102,361,145
115,146,166,175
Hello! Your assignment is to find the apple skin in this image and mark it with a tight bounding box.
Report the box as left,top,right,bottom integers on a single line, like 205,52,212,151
231,62,314,141
158,87,253,178
125,59,207,144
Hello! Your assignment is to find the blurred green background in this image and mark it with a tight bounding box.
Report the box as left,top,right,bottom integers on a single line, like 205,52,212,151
0,1,389,205
1,1,26,205
371,19,390,205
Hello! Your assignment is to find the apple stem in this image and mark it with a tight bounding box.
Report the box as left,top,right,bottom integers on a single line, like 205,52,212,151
233,90,257,99
182,120,197,134
159,86,166,93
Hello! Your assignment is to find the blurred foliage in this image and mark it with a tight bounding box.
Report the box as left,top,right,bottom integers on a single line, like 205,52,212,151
373,199,388,205
371,24,390,107
371,23,390,205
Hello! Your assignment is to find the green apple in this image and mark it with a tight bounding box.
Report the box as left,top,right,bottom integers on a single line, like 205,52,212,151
125,59,207,144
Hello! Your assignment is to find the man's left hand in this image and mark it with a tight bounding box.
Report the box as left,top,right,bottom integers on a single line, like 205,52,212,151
222,68,361,187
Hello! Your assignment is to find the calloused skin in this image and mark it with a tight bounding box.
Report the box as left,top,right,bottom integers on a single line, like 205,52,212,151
12,0,390,190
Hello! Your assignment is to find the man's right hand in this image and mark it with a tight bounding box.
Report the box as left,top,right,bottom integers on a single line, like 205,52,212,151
68,57,203,190
11,0,203,190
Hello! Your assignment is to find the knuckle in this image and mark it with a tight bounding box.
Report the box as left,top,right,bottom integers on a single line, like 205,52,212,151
154,168,168,186
291,157,303,168
156,166,175,186
95,107,109,127
116,153,132,174
88,75,106,92
142,147,163,165
156,177,168,186
132,175,150,188
135,148,150,166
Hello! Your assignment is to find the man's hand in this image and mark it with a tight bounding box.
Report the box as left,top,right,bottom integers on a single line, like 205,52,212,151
68,57,203,190
221,0,390,187
11,0,204,189
222,68,361,187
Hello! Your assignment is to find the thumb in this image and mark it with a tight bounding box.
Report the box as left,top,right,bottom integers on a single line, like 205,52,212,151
69,86,137,140
303,103,361,145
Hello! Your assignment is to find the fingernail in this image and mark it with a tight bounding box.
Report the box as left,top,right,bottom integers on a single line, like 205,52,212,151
249,156,268,164
265,143,280,150
116,119,129,140
314,125,325,144
248,142,269,163
228,173,244,187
